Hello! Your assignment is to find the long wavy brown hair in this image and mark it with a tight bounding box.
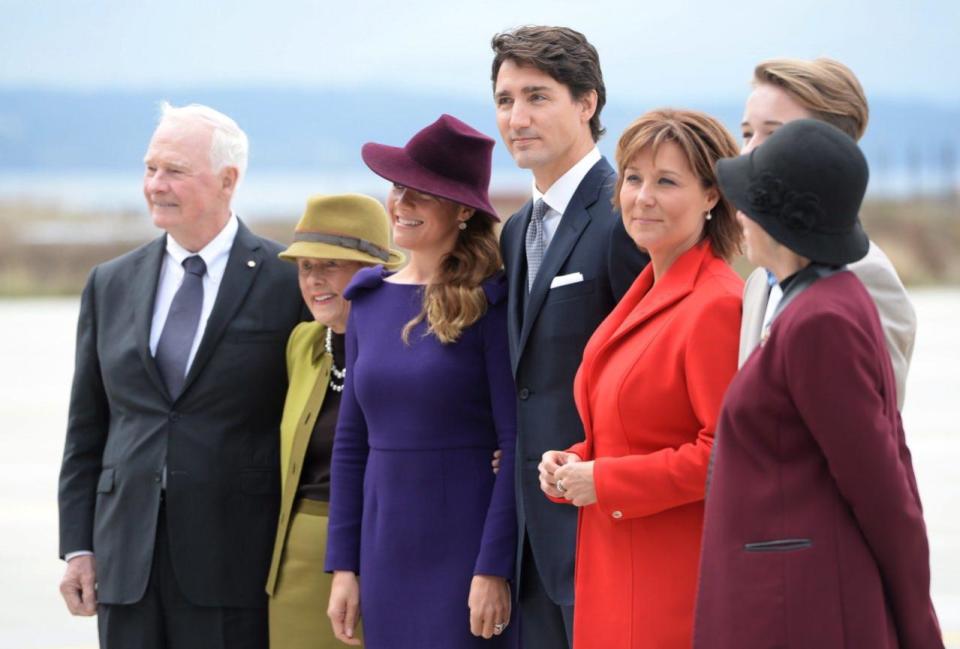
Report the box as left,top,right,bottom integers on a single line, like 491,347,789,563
402,210,502,345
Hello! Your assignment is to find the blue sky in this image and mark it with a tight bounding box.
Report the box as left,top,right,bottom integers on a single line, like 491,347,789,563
2,0,958,104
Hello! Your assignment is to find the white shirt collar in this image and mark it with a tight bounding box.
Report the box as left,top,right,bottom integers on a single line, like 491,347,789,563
165,213,239,278
532,147,602,214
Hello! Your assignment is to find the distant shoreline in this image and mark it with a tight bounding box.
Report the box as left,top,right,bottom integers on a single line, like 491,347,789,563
1,168,955,216
1,195,957,296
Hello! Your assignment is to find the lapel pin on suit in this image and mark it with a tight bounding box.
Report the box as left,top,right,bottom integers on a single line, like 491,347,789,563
247,260,257,268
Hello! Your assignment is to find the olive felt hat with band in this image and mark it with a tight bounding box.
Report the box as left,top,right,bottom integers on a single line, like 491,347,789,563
279,193,405,268
717,119,870,266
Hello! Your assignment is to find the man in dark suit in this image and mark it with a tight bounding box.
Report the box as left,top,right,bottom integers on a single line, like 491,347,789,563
57,103,303,648
490,26,648,648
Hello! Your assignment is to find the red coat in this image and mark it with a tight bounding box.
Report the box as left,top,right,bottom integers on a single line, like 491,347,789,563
558,241,742,649
694,271,943,648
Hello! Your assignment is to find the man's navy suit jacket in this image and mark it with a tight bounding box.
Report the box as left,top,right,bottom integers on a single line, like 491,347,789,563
500,157,648,604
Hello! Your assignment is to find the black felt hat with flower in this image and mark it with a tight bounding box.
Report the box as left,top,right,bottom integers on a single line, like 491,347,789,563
717,119,870,266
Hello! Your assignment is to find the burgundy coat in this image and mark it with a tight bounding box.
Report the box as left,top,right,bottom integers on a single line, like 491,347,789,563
694,271,942,649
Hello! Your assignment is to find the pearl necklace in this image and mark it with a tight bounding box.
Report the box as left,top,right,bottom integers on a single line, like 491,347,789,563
325,327,346,393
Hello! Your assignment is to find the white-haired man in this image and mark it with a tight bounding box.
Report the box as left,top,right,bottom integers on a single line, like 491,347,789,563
58,103,304,648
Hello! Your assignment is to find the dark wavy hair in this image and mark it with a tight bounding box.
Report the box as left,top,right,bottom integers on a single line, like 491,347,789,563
491,25,607,142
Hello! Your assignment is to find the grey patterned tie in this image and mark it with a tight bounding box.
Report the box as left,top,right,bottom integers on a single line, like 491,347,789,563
155,255,206,398
525,198,548,291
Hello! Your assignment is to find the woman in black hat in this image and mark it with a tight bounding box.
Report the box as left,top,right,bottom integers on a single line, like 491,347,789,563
693,119,943,648
736,57,915,409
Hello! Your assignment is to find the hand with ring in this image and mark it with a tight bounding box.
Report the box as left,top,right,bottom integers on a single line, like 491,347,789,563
539,450,582,499
553,459,597,507
468,574,511,639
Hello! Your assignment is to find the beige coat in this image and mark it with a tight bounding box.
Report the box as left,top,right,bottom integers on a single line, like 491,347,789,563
739,240,916,409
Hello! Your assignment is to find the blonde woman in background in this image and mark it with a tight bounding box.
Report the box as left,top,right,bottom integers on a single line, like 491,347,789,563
737,57,916,408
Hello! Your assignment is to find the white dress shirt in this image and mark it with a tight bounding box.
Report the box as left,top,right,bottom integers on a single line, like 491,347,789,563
531,147,602,251
762,273,783,334
149,214,238,371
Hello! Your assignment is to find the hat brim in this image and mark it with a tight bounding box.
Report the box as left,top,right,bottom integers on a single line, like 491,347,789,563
718,156,869,266
361,143,500,221
279,240,405,269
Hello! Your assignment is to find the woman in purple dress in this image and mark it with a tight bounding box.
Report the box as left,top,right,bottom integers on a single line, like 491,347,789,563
325,115,518,649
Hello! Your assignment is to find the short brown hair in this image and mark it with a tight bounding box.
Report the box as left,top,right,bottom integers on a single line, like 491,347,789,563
614,109,742,261
491,25,606,141
753,58,869,140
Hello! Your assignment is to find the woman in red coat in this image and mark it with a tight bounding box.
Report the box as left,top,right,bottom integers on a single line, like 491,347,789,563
538,109,743,649
694,120,943,648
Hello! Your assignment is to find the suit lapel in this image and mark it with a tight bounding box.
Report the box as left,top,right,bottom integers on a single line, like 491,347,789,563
505,201,533,371
132,236,170,399
516,159,613,359
600,242,708,354
517,198,590,355
179,220,264,398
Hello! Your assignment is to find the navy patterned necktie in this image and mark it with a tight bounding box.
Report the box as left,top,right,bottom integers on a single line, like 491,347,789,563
155,255,206,398
525,198,548,291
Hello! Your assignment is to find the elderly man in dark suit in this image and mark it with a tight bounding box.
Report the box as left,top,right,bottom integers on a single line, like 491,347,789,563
490,26,648,649
58,103,303,648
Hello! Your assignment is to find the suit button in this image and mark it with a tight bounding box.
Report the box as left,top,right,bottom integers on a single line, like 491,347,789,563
154,472,162,484
169,412,180,422
518,388,530,400
612,510,623,519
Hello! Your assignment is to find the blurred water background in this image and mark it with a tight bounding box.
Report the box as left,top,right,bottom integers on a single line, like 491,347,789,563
1,0,958,647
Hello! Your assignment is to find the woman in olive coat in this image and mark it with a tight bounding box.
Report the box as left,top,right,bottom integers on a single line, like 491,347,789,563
265,193,404,649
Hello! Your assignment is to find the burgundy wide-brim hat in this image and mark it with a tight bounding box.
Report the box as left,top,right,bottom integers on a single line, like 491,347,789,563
361,114,500,221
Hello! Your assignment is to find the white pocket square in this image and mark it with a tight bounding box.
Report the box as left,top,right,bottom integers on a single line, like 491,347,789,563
550,272,584,289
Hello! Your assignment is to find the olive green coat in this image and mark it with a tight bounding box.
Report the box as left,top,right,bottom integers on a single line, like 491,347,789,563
265,321,333,595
